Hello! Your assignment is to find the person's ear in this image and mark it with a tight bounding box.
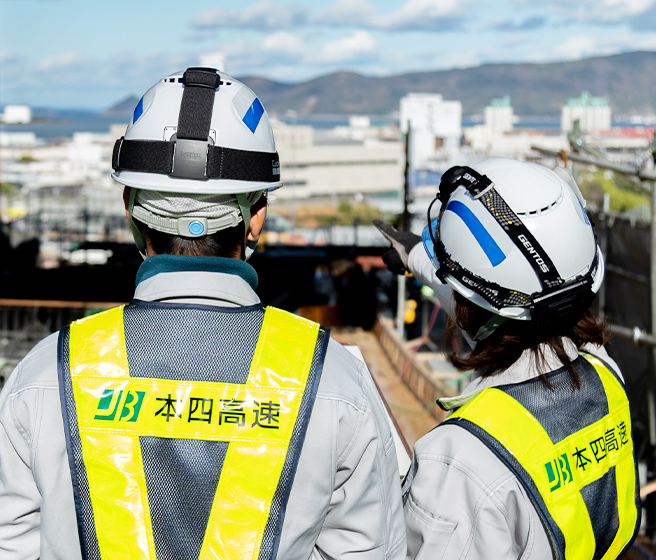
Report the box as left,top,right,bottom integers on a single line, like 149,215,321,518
247,199,267,242
123,187,131,220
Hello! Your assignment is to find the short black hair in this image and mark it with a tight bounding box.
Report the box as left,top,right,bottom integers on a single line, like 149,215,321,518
136,219,244,258
133,193,267,258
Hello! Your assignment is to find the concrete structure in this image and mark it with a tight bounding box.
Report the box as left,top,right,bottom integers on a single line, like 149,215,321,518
561,91,611,134
399,93,462,171
484,95,514,134
271,122,404,200
2,105,32,124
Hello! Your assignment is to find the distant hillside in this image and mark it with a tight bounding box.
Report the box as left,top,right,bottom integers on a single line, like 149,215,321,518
103,96,140,116
238,51,656,118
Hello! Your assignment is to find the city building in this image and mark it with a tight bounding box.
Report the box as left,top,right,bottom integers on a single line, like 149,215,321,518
561,91,611,134
484,95,514,134
1,105,32,124
464,95,566,158
399,93,462,171
271,121,404,200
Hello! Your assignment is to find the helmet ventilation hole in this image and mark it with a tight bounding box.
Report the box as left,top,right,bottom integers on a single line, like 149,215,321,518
162,77,232,86
515,192,564,217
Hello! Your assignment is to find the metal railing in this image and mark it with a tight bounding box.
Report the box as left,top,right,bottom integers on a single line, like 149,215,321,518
0,299,122,387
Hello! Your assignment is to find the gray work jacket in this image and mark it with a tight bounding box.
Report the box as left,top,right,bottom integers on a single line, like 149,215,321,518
0,255,406,560
403,244,628,560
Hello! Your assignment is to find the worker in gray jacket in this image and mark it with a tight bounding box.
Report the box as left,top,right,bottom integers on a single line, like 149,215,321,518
376,157,640,560
0,67,405,560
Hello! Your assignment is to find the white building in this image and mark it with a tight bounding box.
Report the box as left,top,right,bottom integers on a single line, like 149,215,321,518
271,122,403,200
484,95,514,134
399,93,462,171
0,132,39,148
463,95,569,158
561,91,611,134
2,105,32,124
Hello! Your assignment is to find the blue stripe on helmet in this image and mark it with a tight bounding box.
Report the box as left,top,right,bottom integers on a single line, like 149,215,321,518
242,98,264,133
132,96,144,124
422,217,440,271
446,200,506,267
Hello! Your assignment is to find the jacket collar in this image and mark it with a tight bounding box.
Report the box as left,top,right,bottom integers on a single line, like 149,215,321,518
438,338,580,411
133,255,260,307
136,254,258,289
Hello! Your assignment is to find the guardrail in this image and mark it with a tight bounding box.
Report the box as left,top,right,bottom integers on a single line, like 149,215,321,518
374,314,457,422
0,299,123,387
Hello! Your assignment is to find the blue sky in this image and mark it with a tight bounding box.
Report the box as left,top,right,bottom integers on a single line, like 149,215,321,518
1,0,655,110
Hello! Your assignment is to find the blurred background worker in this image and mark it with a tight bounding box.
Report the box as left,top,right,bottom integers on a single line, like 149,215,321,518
376,157,640,560
0,68,405,560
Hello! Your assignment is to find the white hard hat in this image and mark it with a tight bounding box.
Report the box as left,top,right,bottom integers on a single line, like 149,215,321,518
112,67,282,194
422,157,604,323
111,67,281,257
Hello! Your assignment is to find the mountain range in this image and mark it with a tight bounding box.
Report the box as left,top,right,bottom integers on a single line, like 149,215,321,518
106,51,656,119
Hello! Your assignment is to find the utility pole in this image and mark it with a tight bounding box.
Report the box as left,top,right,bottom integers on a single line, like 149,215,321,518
647,131,656,538
396,123,412,338
402,122,412,231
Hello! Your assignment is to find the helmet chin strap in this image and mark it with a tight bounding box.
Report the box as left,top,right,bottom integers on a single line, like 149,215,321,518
473,314,507,341
236,192,256,261
127,187,148,260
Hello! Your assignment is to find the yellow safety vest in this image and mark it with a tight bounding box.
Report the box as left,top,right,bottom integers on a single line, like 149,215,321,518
58,303,328,560
442,352,640,560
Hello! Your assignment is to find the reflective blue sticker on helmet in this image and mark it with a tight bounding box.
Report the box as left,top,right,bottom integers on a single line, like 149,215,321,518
132,96,144,124
576,196,591,226
242,98,264,133
422,217,441,271
446,200,506,267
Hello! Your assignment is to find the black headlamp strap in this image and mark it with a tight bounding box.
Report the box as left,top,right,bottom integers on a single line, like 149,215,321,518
112,67,281,183
435,165,564,292
432,212,533,310
112,138,280,183
435,229,596,318
437,166,493,205
478,187,563,290
429,165,599,317
177,67,220,141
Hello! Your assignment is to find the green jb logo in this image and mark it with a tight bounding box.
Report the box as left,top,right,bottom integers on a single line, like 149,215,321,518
94,389,145,422
545,453,573,492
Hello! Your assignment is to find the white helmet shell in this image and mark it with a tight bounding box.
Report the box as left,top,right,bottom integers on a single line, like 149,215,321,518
112,68,282,194
425,157,604,320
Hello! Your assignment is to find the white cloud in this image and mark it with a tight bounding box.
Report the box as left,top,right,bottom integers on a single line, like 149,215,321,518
543,0,656,23
543,32,642,61
636,34,656,49
550,36,601,60
314,0,377,26
375,0,470,31
262,32,306,56
0,51,20,65
315,30,379,63
221,34,307,78
35,51,88,71
191,1,306,30
106,51,197,87
314,0,472,31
